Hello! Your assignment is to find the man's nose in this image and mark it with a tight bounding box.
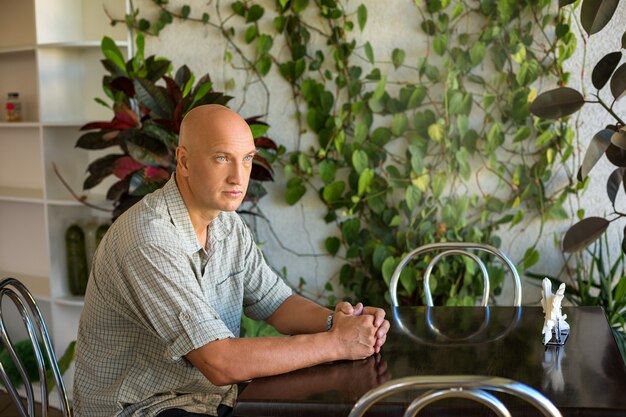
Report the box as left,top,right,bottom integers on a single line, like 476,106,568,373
227,162,247,184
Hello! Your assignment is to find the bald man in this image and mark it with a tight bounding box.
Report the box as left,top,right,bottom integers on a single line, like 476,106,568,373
73,105,390,417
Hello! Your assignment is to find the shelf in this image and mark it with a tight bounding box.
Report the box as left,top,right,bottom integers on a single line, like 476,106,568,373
54,295,85,307
0,45,36,54
0,270,51,300
0,122,40,128
0,186,44,203
47,196,111,207
42,121,88,128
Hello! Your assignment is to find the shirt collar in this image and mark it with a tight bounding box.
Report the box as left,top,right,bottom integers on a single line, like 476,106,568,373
162,174,234,254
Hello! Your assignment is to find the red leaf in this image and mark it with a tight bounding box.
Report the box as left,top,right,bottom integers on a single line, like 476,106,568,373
251,155,274,181
113,103,139,128
255,136,277,150
164,76,183,105
81,121,117,131
144,166,171,181
113,156,144,179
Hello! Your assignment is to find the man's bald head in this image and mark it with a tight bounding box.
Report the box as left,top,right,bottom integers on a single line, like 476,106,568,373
174,104,257,221
179,104,253,152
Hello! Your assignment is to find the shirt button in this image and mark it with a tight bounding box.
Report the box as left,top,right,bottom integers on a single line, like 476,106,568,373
181,312,190,321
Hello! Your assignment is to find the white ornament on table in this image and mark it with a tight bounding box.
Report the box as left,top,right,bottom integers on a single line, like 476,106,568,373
540,278,569,345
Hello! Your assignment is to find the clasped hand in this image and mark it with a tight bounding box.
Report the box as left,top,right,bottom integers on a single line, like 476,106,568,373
330,301,390,359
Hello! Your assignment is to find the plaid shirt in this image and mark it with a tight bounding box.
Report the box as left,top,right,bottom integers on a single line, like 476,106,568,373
73,176,292,417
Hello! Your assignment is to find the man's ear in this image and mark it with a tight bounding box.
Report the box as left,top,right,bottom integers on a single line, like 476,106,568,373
176,146,189,176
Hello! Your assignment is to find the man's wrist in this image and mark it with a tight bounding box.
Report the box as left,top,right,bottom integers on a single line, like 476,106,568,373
326,312,334,331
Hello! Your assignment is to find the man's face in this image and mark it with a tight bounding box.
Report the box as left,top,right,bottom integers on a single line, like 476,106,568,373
181,126,256,218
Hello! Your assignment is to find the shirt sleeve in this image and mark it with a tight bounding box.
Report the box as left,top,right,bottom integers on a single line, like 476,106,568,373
239,220,293,321
118,244,235,361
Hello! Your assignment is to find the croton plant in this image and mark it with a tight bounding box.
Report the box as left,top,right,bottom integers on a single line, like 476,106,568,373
77,34,278,219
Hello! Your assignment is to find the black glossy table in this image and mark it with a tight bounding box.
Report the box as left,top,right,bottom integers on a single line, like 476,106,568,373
234,307,626,417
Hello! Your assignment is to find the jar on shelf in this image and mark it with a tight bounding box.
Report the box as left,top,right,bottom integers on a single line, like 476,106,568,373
4,92,23,122
65,224,89,296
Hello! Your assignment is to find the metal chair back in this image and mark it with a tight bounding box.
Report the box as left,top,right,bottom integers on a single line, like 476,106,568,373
0,277,72,417
348,375,562,417
389,242,521,306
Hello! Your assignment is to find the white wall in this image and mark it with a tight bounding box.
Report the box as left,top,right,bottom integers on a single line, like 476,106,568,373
134,0,626,305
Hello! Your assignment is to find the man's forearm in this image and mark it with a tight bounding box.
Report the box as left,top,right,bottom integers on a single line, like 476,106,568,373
186,329,339,386
265,294,332,334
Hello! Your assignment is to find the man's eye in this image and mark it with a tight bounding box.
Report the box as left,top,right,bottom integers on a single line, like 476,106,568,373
216,156,227,162
244,155,254,162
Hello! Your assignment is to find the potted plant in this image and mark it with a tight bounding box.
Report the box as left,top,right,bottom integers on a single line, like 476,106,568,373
76,34,279,220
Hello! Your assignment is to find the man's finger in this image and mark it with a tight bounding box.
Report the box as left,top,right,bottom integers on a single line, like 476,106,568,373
336,301,354,315
361,306,386,327
352,302,364,316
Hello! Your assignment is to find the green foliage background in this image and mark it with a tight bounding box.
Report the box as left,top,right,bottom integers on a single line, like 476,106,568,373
117,0,580,307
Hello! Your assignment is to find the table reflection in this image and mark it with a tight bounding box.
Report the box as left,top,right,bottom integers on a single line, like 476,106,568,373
392,306,522,345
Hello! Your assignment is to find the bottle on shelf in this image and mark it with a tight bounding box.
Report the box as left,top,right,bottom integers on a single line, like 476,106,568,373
65,224,89,296
4,92,23,122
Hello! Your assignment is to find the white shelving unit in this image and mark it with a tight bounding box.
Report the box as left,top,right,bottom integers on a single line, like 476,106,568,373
0,0,130,398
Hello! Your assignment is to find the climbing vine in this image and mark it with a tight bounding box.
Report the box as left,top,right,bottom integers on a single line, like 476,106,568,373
115,0,579,306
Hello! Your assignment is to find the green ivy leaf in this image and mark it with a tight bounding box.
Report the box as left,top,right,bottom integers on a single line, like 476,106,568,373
427,123,444,142
325,236,341,255
358,168,374,196
536,129,554,147
231,1,245,16
285,178,306,205
511,44,526,64
245,25,258,43
523,247,539,269
357,4,367,31
391,113,409,136
202,13,210,24
513,127,531,142
372,75,387,101
382,257,399,286
181,5,191,19
373,245,392,271
455,148,471,180
433,34,448,56
432,173,446,198
364,41,374,64
354,121,368,144
246,4,265,23
255,54,272,76
323,181,346,204
298,153,312,174
319,160,337,184
497,0,515,22
400,266,418,295
469,42,486,65
341,218,361,245
457,114,469,138
256,35,273,55
405,184,421,211
392,48,406,68
352,149,369,174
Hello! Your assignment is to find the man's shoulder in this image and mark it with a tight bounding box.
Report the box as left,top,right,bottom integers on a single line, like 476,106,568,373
109,192,178,248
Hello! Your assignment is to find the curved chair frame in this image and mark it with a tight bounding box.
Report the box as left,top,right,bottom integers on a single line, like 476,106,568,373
389,242,521,307
423,249,490,307
348,375,562,417
0,277,72,417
